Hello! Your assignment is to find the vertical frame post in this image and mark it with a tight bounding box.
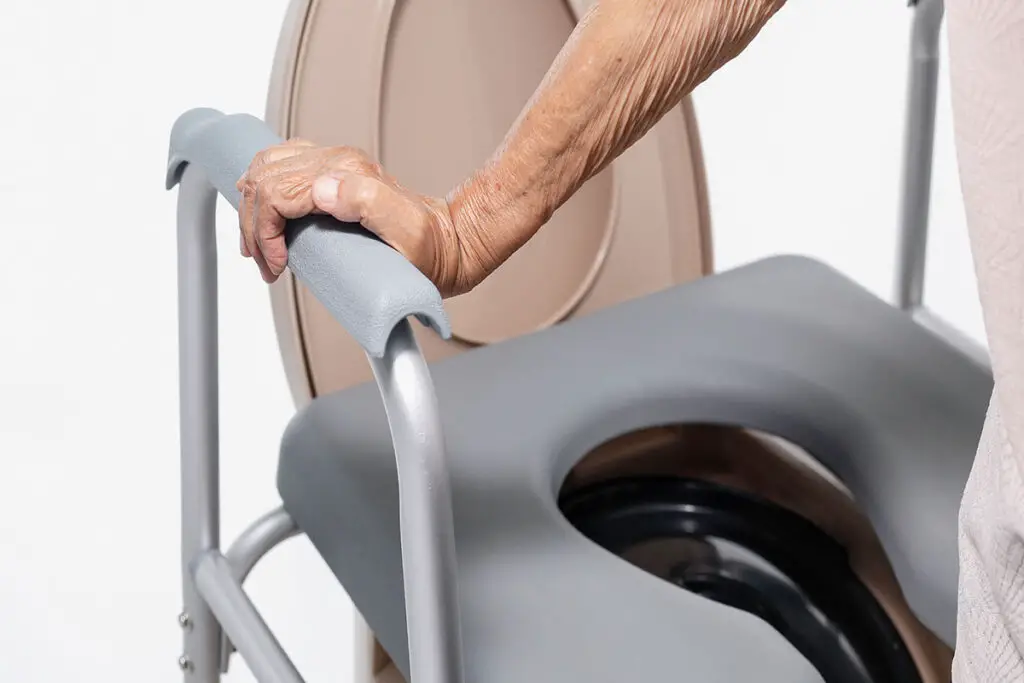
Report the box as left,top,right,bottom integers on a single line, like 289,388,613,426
368,322,466,683
893,0,989,369
894,0,945,311
177,165,223,683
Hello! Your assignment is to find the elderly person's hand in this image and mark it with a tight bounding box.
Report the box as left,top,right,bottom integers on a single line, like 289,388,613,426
236,140,492,297
238,0,786,296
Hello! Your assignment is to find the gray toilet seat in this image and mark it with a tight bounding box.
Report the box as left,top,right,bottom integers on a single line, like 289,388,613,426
277,256,991,683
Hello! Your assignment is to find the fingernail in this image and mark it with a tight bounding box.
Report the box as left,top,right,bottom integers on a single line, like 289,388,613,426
312,175,340,209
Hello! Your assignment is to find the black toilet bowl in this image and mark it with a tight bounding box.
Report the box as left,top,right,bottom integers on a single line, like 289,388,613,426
560,477,922,683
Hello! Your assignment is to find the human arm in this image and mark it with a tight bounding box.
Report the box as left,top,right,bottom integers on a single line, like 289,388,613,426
446,0,786,285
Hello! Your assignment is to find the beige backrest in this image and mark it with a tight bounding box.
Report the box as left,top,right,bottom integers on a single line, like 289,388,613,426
265,0,712,404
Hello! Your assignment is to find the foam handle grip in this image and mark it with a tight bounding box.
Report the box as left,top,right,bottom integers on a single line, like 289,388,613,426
166,108,451,357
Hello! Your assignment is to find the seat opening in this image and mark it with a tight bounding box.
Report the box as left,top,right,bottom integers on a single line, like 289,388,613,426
558,424,952,683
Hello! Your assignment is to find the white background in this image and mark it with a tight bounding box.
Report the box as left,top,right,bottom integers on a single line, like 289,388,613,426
0,1,982,682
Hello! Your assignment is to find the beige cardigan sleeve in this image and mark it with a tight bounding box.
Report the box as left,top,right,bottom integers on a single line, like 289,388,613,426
946,2,1024,680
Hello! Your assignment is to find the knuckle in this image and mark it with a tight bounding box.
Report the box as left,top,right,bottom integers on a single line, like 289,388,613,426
255,175,275,199
252,149,274,169
238,184,255,212
332,156,380,179
333,144,364,157
332,145,374,165
357,160,380,177
257,226,276,245
277,175,309,203
252,142,306,173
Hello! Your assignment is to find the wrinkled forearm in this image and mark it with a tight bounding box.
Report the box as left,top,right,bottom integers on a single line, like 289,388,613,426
448,0,786,281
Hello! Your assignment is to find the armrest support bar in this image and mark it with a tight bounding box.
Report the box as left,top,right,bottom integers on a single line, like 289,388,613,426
369,322,465,683
166,108,451,357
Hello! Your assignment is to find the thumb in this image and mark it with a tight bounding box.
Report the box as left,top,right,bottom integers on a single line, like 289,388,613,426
312,172,388,225
311,173,346,216
311,172,425,250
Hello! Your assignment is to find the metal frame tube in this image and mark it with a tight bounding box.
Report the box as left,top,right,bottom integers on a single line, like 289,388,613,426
894,0,945,311
192,551,305,683
220,507,301,672
894,0,991,369
225,507,301,583
177,165,308,682
177,165,223,683
368,322,466,683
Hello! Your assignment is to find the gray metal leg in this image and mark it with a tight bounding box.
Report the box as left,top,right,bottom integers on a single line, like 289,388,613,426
894,0,945,311
177,166,308,682
893,0,991,370
368,321,466,683
177,165,223,683
192,551,305,683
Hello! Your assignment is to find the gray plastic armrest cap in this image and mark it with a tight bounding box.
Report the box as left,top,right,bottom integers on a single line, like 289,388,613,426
166,108,451,357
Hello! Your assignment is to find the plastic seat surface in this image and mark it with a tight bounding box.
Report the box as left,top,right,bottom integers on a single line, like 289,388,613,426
277,256,991,683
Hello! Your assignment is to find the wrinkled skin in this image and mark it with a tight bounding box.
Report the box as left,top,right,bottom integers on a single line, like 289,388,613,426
237,0,786,294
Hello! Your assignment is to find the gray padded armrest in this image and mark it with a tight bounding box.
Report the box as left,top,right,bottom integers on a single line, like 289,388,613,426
165,108,451,357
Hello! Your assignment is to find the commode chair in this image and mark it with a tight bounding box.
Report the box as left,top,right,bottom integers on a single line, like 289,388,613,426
167,0,990,681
